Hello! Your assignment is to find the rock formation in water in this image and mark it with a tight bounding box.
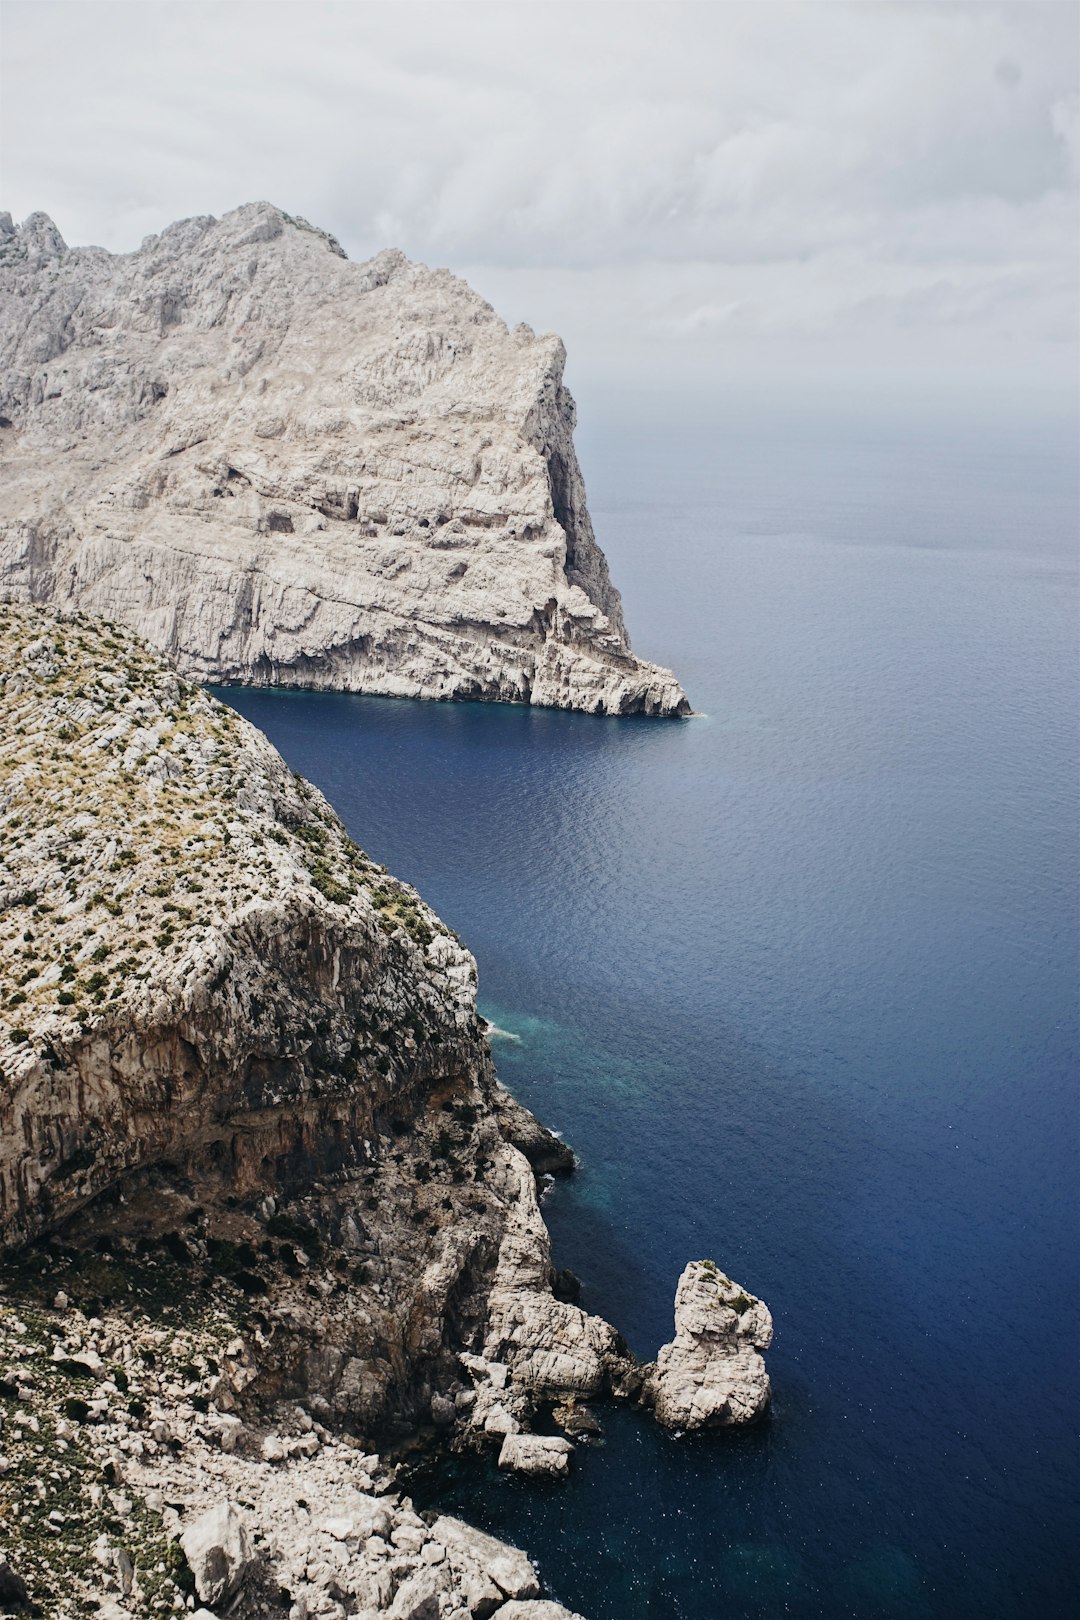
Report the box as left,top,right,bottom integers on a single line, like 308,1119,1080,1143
0,602,640,1616
0,204,689,717
641,1259,773,1430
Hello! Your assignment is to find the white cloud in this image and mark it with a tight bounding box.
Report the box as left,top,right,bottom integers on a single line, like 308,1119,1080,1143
1,0,1075,402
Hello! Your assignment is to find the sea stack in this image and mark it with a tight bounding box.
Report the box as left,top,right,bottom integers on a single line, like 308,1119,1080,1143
642,1259,773,1430
0,204,689,716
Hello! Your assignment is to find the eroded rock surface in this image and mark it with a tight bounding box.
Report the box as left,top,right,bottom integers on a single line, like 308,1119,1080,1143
494,1606,587,1620
642,1260,773,1430
0,203,689,716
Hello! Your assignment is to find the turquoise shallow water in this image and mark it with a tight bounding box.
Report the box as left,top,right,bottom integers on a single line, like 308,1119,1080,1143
216,404,1079,1619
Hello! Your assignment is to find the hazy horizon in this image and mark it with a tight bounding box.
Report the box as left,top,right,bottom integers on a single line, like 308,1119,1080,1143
1,0,1076,423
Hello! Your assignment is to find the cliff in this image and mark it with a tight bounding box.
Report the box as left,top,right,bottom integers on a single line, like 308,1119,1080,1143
0,204,689,717
0,602,644,1616
0,605,766,1617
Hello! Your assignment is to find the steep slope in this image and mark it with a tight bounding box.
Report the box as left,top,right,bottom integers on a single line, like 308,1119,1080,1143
0,603,634,1428
0,204,689,716
0,600,643,1612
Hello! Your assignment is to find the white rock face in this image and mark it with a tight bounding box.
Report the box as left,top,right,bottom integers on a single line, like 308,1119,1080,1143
0,203,689,716
643,1260,773,1430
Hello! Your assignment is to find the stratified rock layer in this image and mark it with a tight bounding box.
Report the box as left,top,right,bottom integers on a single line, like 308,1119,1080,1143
0,204,689,716
642,1260,773,1429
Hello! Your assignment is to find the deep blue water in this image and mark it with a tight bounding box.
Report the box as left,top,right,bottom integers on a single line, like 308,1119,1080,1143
216,405,1079,1620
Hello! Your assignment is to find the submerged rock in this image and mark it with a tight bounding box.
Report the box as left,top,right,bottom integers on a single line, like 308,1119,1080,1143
0,203,689,718
642,1260,773,1430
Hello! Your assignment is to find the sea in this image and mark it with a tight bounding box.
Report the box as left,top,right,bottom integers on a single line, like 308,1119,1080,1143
215,396,1079,1620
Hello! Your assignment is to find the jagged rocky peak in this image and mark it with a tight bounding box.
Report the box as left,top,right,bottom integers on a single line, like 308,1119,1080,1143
0,209,68,265
0,201,689,716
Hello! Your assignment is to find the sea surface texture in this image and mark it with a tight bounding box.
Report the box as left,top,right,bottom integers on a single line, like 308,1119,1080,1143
217,402,1079,1620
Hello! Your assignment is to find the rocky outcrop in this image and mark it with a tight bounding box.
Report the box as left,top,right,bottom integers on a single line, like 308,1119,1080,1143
0,204,689,717
0,1274,586,1618
0,601,647,1613
0,603,635,1437
641,1260,773,1430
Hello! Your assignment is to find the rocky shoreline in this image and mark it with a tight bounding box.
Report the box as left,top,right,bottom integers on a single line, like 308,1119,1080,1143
0,604,765,1617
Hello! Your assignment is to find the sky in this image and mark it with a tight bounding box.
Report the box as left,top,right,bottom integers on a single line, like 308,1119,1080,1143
1,0,1077,423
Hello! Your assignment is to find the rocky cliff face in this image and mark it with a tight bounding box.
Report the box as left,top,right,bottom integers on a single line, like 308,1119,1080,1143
0,205,689,717
0,602,646,1614
0,606,765,1617
0,603,635,1424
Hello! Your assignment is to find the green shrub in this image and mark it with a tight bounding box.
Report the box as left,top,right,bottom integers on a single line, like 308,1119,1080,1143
310,861,351,904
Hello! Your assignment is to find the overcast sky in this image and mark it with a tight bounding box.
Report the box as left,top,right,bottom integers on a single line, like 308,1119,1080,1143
2,0,1076,419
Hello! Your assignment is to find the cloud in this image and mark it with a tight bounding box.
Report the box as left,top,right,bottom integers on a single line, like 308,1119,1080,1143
1,0,1075,400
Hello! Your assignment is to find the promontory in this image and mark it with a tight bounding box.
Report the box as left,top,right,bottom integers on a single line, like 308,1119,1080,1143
0,203,689,717
0,603,765,1616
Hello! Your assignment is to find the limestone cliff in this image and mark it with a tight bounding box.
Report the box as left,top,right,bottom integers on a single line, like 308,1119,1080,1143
0,204,689,716
0,602,639,1614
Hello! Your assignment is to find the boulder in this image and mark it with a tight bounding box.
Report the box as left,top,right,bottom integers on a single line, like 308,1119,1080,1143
389,1567,442,1619
430,1392,456,1427
430,1516,540,1601
551,1398,600,1437
493,1605,588,1620
497,1433,574,1477
180,1500,254,1605
319,1493,392,1543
